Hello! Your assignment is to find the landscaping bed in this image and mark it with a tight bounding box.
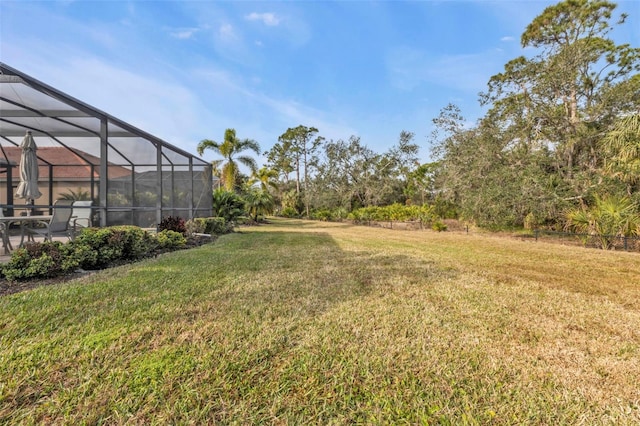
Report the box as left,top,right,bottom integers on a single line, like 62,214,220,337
0,232,215,297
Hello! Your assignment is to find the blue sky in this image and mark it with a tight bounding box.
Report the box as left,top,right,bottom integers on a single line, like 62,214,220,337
1,0,639,165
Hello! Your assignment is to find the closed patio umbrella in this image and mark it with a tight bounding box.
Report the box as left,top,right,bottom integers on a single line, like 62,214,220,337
15,130,42,214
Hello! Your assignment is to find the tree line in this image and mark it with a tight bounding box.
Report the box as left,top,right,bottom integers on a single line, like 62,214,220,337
198,0,640,241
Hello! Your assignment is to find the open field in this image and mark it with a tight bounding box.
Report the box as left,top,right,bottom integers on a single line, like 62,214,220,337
1,218,639,424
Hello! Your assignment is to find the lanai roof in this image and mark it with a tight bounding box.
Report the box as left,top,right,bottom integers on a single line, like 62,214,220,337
0,62,213,226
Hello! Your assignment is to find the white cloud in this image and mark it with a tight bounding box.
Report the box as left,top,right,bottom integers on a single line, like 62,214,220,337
169,27,200,40
218,23,237,41
501,36,515,42
245,12,281,26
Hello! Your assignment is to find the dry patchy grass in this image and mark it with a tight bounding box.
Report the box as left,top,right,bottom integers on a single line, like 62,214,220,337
1,218,639,424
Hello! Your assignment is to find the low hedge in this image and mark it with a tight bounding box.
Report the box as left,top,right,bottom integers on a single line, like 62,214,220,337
2,241,79,282
70,225,157,270
0,223,217,282
187,217,233,235
156,229,187,250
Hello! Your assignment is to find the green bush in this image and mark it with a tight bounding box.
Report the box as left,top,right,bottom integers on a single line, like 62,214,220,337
72,226,156,269
156,230,187,249
524,212,539,230
1,224,203,282
280,207,300,218
113,226,157,260
212,189,246,223
431,220,448,232
184,218,206,236
190,217,232,235
348,204,436,223
310,208,349,222
2,241,79,281
311,209,333,221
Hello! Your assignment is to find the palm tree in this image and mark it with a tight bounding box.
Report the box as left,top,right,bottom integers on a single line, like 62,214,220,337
244,188,275,222
59,187,91,201
566,195,640,249
211,188,246,223
248,167,279,192
602,113,640,189
197,128,261,192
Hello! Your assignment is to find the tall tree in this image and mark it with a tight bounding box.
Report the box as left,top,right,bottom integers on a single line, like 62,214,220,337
405,162,439,205
432,0,640,227
265,141,294,187
277,125,324,217
314,136,378,210
197,128,261,192
432,103,565,227
482,0,639,191
313,134,415,211
379,130,420,199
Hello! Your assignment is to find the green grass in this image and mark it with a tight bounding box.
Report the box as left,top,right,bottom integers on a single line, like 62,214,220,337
1,218,639,424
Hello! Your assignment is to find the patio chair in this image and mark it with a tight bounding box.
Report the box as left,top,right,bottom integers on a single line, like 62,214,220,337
71,200,93,235
0,207,9,254
24,199,74,242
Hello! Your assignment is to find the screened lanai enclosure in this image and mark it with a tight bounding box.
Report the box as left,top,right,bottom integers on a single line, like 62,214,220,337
0,62,213,228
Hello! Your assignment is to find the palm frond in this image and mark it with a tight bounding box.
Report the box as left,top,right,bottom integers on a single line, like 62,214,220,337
237,155,258,173
197,139,221,156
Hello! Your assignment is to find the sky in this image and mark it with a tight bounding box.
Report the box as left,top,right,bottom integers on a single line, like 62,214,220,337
1,0,639,166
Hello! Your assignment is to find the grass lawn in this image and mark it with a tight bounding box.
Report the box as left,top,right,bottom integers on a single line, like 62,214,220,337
1,218,639,424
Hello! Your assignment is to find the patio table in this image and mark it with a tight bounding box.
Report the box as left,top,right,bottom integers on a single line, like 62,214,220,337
0,215,53,255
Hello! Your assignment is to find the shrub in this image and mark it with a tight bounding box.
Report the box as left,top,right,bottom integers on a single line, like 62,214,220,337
565,195,640,249
280,207,300,218
431,220,448,232
185,218,206,236
244,189,275,221
212,189,246,223
1,224,202,282
72,226,156,269
113,226,157,260
311,209,333,221
524,212,538,230
349,204,437,224
158,216,187,234
156,230,187,250
3,241,79,281
195,217,232,235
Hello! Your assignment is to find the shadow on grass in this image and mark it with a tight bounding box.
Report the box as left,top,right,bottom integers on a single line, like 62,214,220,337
208,227,455,325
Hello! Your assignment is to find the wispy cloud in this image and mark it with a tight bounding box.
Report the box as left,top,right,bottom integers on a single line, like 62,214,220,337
245,12,281,27
218,23,237,42
169,27,200,40
194,67,356,145
386,46,508,93
501,36,515,42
